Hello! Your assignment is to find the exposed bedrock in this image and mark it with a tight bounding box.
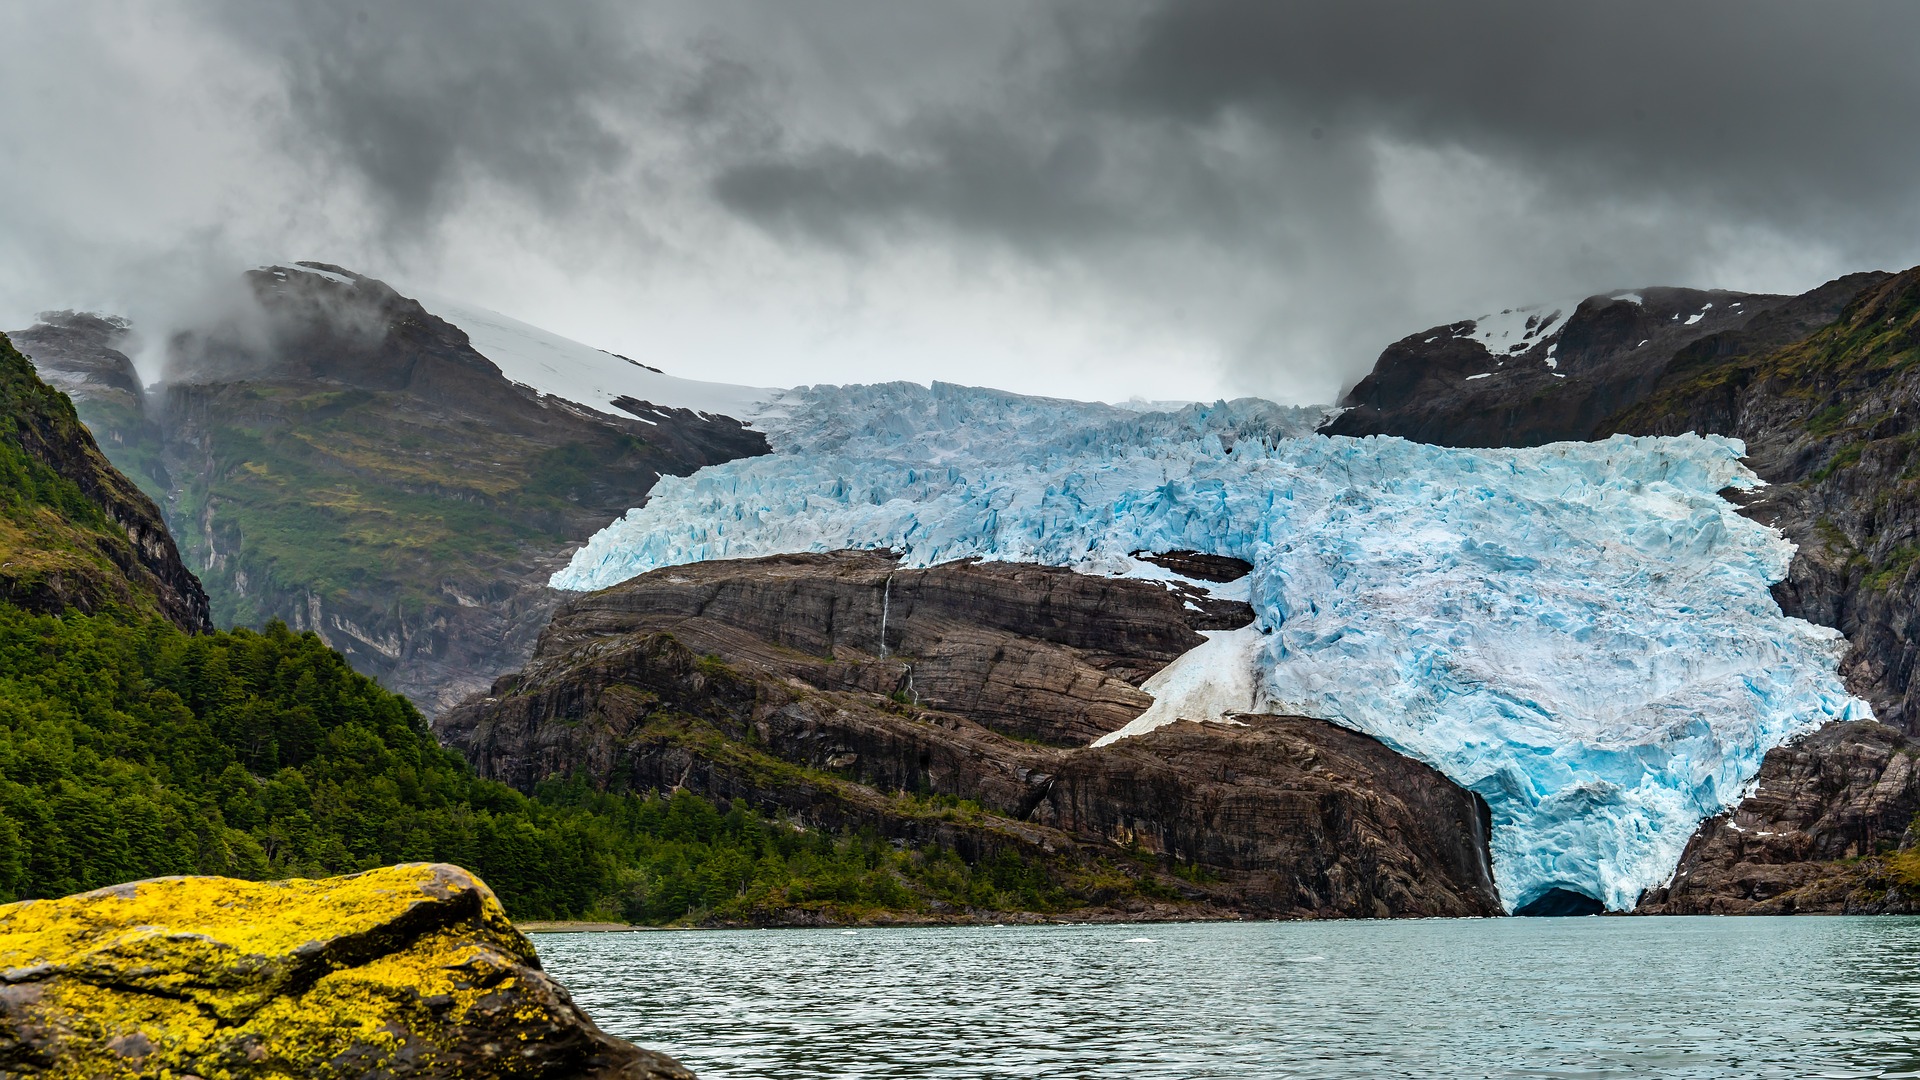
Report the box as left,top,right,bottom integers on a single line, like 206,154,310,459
437,552,1500,919
0,863,691,1079
1637,722,1920,915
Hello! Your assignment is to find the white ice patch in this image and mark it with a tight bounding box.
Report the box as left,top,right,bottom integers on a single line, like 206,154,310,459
1611,292,1645,305
1094,624,1266,746
1685,313,1706,326
552,381,1870,913
1466,373,1494,381
1457,297,1587,358
277,264,356,286
411,291,779,422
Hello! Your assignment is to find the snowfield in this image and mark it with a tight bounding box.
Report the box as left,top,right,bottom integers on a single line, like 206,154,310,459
552,381,1869,912
412,290,778,422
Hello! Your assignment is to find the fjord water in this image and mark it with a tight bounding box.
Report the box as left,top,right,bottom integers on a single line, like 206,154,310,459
535,918,1920,1079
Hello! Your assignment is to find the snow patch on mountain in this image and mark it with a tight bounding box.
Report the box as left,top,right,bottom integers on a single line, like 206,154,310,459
1459,297,1588,359
412,291,778,421
551,381,1868,912
1096,624,1265,744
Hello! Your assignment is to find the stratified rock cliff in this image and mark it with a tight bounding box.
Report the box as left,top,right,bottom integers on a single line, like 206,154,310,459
438,552,1500,920
0,863,691,1079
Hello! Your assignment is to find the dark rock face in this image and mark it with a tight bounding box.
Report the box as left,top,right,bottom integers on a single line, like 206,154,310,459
1037,716,1500,918
1132,549,1254,583
438,552,1501,920
13,264,767,712
530,551,1224,747
1323,280,1884,448
0,330,211,634
1637,723,1920,915
8,312,145,413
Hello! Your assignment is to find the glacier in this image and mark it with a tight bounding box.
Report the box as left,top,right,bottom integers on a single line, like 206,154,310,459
553,381,1870,912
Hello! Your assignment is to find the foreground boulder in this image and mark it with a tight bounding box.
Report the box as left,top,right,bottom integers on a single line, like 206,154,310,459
0,863,692,1079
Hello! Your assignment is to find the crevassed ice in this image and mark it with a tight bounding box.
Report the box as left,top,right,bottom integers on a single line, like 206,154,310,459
553,381,1870,912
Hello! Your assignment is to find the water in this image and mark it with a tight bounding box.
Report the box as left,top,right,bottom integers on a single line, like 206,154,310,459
534,918,1920,1079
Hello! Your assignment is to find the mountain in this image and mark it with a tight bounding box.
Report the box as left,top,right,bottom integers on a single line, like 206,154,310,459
505,379,1868,914
25,254,1913,919
0,329,605,911
1323,275,1889,447
11,263,770,711
1331,265,1920,914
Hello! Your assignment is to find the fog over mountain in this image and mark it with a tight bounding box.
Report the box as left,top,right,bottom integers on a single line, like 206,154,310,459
4,1,1918,403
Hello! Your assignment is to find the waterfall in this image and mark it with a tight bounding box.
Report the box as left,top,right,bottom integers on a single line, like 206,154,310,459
879,573,892,658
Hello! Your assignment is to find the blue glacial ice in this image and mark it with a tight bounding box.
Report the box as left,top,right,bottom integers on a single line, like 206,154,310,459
553,381,1870,911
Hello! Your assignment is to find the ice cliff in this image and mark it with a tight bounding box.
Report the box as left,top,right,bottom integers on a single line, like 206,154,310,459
553,381,1870,911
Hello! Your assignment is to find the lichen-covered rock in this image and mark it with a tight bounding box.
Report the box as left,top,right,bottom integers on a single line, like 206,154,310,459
0,863,693,1079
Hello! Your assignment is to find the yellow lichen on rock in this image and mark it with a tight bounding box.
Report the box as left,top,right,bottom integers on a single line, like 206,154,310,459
0,863,693,1079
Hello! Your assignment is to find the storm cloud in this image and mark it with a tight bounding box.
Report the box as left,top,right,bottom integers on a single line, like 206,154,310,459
2,1,1917,403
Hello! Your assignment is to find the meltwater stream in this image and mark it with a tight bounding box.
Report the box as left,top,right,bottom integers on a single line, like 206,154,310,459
536,918,1920,1079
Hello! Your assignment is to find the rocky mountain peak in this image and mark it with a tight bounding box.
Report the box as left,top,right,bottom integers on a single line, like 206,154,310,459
1324,284,1798,447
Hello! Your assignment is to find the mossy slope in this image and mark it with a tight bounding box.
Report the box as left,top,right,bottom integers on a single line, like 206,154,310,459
0,331,209,633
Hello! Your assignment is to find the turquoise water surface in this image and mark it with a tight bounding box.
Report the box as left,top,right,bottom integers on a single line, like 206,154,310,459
533,917,1920,1079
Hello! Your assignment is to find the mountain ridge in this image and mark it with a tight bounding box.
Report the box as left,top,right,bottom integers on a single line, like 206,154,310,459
13,264,769,711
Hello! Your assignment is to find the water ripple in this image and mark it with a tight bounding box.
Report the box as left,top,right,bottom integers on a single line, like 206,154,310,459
535,917,1920,1079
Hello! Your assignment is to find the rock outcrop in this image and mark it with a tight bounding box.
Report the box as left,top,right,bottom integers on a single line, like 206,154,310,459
1038,716,1498,919
438,552,1500,920
0,863,692,1079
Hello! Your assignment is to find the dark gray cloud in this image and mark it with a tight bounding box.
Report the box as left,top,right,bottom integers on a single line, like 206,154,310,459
203,2,663,227
2,1,1918,403
1101,0,1920,220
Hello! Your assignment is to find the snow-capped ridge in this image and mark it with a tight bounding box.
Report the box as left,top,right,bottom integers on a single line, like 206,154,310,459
1455,295,1591,367
411,289,779,423
253,262,780,422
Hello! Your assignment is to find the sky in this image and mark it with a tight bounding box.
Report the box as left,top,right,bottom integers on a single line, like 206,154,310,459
3,1,1918,405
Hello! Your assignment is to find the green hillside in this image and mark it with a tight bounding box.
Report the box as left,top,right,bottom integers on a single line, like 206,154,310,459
0,333,194,627
0,330,1089,922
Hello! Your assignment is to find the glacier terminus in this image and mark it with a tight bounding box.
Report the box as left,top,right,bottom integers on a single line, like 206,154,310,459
553,381,1871,913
